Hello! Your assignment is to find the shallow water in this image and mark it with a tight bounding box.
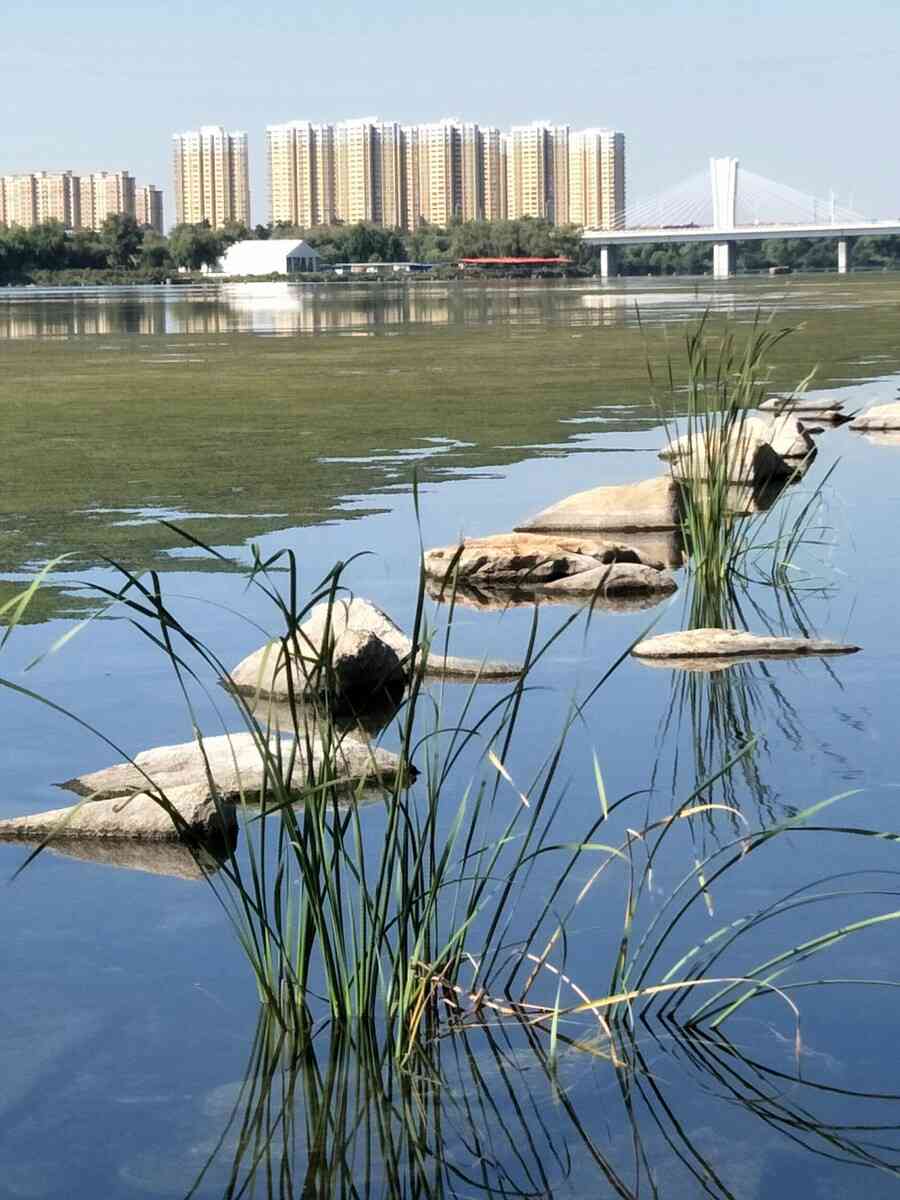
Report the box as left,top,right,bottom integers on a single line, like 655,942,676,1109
2,276,900,1197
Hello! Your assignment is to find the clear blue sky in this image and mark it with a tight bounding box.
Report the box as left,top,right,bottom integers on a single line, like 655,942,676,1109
3,0,899,228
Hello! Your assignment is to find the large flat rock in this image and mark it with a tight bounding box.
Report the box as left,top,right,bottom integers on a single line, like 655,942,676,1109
760,395,843,414
0,783,236,843
516,476,683,535
850,402,900,431
632,627,860,669
229,597,521,692
59,730,405,801
423,532,678,607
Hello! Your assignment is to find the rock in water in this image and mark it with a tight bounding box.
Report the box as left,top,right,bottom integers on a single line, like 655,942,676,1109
760,395,844,415
0,783,236,843
423,533,677,600
660,417,808,482
59,730,405,801
515,476,683,534
850,402,900,431
766,415,819,459
229,597,522,693
632,627,860,669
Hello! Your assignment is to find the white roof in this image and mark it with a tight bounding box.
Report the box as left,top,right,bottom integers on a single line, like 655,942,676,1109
210,239,320,276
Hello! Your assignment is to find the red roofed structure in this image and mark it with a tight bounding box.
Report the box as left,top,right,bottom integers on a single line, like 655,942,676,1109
458,256,572,266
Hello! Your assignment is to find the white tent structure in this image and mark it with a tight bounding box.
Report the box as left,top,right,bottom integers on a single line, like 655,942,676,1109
207,239,322,277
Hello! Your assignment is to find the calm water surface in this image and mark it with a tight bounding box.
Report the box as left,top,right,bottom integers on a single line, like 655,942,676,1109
1,278,900,1197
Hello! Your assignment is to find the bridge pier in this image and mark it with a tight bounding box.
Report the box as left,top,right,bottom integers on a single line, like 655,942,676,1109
713,241,735,279
837,238,850,274
599,245,618,278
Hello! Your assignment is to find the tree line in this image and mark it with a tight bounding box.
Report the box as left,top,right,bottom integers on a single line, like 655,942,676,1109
2,214,900,283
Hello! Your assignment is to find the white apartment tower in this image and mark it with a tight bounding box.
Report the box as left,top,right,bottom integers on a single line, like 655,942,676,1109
267,121,335,227
172,126,250,228
506,122,570,224
79,171,136,231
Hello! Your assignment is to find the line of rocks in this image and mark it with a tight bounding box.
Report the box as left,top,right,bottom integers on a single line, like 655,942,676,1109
5,393,870,861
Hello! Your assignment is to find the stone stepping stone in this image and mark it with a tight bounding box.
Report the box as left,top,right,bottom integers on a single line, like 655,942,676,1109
229,597,522,697
515,476,683,534
631,628,860,671
0,783,235,844
850,402,900,431
59,730,405,802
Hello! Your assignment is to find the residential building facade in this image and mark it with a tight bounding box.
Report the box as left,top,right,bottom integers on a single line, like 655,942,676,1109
172,126,250,228
0,170,160,230
135,184,164,233
267,120,335,227
260,114,623,233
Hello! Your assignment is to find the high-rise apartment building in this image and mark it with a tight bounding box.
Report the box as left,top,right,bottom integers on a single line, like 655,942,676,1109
599,130,626,230
334,118,406,227
459,123,483,222
506,122,570,223
568,129,625,230
404,119,462,227
482,129,507,223
335,118,377,224
264,113,624,234
172,126,250,228
267,121,335,227
135,184,164,233
0,169,156,230
35,171,81,227
374,121,405,229
79,171,136,231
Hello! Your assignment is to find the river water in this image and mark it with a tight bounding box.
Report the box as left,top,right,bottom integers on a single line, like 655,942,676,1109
1,277,900,1197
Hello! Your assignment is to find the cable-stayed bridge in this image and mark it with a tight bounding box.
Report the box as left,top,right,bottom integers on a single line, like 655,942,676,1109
583,157,900,277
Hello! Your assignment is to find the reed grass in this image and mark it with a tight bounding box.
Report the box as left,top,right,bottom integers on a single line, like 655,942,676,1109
650,313,834,627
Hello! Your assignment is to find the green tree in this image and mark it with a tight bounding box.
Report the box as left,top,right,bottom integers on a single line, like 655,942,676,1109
140,231,174,270
100,214,142,268
168,222,225,271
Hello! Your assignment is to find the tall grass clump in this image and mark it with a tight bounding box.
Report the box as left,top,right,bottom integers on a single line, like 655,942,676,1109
650,314,833,625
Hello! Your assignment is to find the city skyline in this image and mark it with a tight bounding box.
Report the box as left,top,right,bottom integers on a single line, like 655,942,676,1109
265,116,625,233
0,170,163,233
3,0,895,230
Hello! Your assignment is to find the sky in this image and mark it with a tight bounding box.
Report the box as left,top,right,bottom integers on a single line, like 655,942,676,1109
3,0,899,229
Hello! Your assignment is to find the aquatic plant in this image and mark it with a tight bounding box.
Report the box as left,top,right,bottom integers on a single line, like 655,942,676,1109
650,313,834,624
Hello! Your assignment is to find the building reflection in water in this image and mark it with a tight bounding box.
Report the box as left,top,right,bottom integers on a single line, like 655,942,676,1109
0,281,676,340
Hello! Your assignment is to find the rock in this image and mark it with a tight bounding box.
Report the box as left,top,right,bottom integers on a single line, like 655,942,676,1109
631,627,860,669
850,402,900,431
423,532,665,581
423,533,678,607
516,476,683,534
766,415,818,459
0,783,236,843
660,418,804,483
539,561,677,597
230,597,522,689
59,729,406,801
760,395,843,415
230,620,404,709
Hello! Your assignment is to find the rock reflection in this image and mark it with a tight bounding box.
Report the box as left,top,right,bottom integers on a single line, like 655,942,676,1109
32,834,235,880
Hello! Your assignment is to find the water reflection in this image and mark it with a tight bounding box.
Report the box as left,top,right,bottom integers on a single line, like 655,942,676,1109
179,1005,900,1199
0,278,839,340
